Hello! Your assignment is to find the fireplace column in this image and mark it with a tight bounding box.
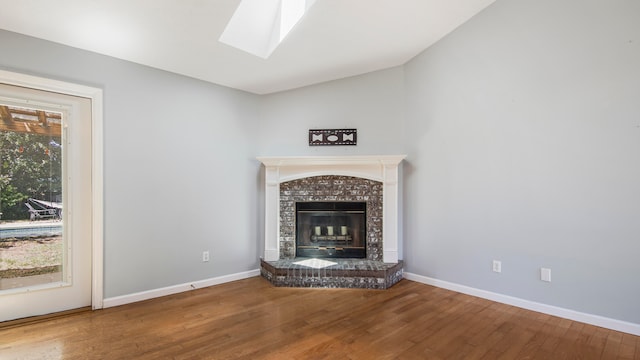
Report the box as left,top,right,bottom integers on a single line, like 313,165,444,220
263,165,280,261
382,159,400,263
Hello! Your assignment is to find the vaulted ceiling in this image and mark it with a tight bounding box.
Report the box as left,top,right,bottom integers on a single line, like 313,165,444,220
0,0,496,94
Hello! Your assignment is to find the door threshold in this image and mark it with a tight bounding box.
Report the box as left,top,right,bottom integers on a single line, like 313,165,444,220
0,306,92,330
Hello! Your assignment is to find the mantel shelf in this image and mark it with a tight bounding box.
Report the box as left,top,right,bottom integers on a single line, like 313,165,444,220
257,155,406,167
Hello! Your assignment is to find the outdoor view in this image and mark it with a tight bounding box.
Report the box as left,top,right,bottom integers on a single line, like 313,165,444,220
0,104,63,291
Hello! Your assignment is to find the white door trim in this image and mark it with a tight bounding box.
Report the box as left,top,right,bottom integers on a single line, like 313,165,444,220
0,70,104,309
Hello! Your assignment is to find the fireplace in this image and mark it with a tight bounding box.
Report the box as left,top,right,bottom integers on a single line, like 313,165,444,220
258,155,405,263
280,175,383,260
295,201,366,259
258,155,406,289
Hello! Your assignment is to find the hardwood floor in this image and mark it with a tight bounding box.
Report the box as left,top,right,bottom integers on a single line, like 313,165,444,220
1,277,638,359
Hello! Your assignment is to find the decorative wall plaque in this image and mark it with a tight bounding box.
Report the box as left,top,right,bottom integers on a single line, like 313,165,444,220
308,129,357,146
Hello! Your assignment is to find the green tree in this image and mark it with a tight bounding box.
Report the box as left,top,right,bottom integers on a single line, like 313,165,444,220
0,131,62,220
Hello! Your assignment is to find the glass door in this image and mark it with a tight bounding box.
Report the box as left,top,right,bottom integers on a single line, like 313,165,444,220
0,83,92,322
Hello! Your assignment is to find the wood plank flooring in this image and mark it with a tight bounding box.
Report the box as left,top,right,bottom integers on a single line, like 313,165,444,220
1,277,638,359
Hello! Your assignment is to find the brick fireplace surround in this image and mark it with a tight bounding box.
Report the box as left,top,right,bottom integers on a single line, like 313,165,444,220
257,155,405,289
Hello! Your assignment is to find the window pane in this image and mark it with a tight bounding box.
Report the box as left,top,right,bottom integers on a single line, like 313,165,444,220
0,104,64,291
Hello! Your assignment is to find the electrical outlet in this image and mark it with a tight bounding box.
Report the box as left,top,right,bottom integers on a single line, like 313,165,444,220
202,251,210,262
541,268,551,282
492,260,501,273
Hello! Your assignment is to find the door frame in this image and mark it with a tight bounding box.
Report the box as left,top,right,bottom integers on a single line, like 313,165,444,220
0,69,104,310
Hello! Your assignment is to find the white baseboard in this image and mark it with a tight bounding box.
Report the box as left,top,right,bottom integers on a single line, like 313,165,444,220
403,272,640,336
103,269,261,308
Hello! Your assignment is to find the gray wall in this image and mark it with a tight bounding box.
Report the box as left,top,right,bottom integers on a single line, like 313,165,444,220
258,66,406,156
403,0,640,323
0,30,261,298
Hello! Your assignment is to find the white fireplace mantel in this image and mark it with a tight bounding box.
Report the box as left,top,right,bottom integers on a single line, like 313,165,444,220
258,155,406,263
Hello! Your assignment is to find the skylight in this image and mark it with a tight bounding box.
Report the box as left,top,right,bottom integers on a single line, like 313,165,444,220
219,0,316,59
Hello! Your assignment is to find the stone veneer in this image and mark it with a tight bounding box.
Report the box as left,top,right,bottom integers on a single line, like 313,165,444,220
279,175,383,260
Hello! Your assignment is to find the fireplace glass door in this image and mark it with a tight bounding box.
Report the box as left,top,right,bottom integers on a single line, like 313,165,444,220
295,202,366,258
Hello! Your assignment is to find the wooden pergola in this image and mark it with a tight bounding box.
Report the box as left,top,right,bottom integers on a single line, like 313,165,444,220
0,104,62,136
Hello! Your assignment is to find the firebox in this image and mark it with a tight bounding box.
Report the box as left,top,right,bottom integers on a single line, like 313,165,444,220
295,202,366,258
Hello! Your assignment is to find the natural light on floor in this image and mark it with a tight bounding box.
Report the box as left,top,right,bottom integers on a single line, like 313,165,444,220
292,258,337,269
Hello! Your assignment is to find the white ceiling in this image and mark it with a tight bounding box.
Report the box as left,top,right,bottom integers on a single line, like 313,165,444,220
0,0,496,94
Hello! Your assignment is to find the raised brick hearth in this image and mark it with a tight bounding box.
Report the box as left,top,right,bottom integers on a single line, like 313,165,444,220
260,259,404,289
